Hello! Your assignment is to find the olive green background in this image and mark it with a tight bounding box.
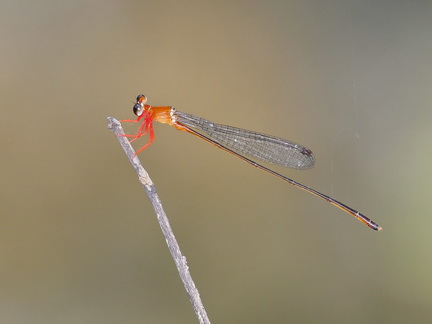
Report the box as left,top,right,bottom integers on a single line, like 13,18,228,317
2,1,432,323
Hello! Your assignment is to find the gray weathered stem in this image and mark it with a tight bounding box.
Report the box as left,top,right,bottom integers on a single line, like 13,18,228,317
107,117,211,324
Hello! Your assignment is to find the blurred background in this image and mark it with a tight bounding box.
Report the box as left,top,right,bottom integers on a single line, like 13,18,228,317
2,1,432,323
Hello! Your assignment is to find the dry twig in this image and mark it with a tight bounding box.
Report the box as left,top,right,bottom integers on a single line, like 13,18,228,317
107,117,211,324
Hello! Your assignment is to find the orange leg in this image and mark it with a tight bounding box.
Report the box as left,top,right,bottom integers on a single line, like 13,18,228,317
134,123,155,155
120,111,156,153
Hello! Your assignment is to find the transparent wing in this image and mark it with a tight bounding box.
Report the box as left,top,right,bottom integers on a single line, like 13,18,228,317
174,111,315,169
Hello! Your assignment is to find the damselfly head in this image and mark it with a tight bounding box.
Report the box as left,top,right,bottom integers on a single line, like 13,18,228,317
133,94,148,116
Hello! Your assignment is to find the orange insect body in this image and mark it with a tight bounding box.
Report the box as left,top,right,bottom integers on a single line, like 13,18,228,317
122,95,179,154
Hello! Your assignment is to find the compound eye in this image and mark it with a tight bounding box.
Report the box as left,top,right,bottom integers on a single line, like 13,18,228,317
136,94,147,104
133,103,144,116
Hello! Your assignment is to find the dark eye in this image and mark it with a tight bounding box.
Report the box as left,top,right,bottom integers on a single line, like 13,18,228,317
136,94,145,101
133,103,143,116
